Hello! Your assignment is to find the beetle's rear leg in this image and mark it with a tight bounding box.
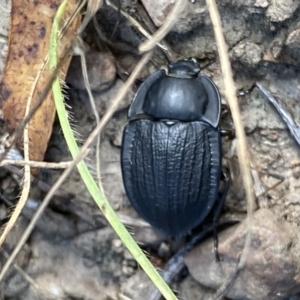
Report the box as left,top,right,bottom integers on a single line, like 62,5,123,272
213,172,229,261
236,83,256,97
220,104,235,138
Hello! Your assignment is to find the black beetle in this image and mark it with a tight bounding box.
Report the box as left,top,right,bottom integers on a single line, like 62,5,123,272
121,58,228,237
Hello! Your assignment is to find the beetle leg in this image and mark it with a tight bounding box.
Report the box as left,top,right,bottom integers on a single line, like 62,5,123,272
220,128,235,138
213,172,230,261
221,103,230,112
236,84,255,97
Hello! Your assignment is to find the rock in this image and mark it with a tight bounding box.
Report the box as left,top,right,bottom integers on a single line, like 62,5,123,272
0,203,7,220
0,37,8,80
166,7,248,60
140,0,175,28
177,276,216,300
270,29,287,59
141,0,208,34
66,51,116,92
68,78,134,120
23,204,78,239
254,0,269,8
266,0,300,22
235,76,300,224
286,28,300,50
0,217,31,298
23,228,122,300
185,209,300,300
285,27,300,64
120,270,153,299
130,226,167,249
99,139,126,209
2,272,29,298
0,0,10,79
231,42,262,67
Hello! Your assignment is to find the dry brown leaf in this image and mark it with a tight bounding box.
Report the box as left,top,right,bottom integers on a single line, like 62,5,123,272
0,0,82,175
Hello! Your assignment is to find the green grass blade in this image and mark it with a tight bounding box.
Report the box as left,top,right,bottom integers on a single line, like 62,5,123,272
49,1,178,299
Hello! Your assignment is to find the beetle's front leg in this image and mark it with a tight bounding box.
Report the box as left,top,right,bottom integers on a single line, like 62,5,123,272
213,172,229,261
220,128,235,138
220,104,235,138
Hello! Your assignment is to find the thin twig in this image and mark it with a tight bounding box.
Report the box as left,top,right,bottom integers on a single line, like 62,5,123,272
73,37,104,192
205,0,255,299
0,159,72,168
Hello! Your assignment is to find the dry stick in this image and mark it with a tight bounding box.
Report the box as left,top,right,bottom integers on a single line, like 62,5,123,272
139,0,185,53
205,0,255,299
0,50,153,283
0,159,72,168
73,38,104,193
73,0,105,193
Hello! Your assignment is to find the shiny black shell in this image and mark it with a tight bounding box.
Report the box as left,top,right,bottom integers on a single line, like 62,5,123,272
121,59,222,237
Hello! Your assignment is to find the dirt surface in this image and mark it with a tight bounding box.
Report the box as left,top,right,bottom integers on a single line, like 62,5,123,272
1,0,300,299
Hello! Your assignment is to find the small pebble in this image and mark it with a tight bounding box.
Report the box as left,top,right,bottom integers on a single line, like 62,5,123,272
66,51,116,92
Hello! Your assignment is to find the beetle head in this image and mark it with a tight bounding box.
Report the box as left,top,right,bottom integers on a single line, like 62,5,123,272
167,59,200,78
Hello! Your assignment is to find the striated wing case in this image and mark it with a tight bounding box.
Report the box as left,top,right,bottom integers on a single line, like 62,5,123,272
121,119,221,236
